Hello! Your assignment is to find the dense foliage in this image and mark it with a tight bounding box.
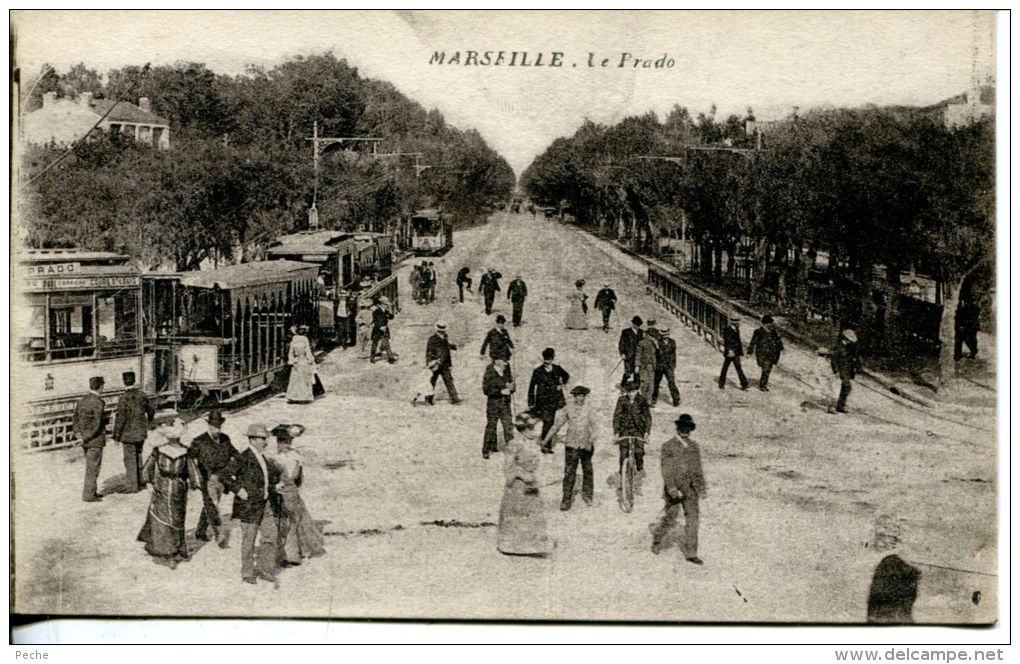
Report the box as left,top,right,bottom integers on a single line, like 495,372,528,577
521,105,994,382
19,54,516,270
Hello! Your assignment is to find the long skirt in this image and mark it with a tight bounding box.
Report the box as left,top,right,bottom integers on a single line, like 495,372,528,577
498,480,551,556
277,484,326,564
287,362,316,403
137,476,189,560
565,302,588,330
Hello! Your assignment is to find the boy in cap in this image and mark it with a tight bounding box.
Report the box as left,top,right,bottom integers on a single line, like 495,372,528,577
613,375,651,473
747,314,784,391
190,410,236,545
541,385,598,510
718,314,749,390
653,413,706,565
73,376,107,502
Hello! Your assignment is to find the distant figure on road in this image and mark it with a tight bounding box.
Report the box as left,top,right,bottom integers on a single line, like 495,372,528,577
718,315,749,390
830,329,861,414
651,413,706,565
113,370,154,493
497,413,551,557
480,314,514,361
652,327,681,407
507,275,528,327
425,321,462,405
565,279,589,329
73,375,107,503
410,264,423,304
594,283,617,333
456,266,473,303
613,375,651,473
747,315,784,392
618,316,644,379
355,301,373,358
541,385,597,511
426,262,438,303
480,269,502,315
482,357,516,459
528,347,571,454
636,332,659,403
954,297,981,361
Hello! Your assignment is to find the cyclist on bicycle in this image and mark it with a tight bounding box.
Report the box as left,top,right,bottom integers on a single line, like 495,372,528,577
613,375,652,473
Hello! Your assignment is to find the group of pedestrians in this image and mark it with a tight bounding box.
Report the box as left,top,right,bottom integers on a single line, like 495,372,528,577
617,316,681,407
410,261,438,305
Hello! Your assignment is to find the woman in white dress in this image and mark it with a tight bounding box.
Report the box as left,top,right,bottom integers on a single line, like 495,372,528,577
286,325,316,403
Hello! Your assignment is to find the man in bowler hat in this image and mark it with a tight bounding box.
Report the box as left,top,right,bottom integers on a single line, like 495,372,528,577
653,413,707,565
189,409,236,545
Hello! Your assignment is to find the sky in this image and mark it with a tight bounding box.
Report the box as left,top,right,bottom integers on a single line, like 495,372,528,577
12,10,997,176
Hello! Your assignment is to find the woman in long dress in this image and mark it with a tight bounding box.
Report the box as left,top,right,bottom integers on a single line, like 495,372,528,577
137,419,202,569
497,413,552,557
565,279,589,330
270,424,325,566
286,325,317,403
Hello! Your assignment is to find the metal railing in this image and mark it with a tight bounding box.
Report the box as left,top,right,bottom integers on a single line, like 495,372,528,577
647,265,727,352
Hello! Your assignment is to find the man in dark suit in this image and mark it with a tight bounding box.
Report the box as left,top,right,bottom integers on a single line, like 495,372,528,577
456,267,472,303
747,314,784,391
480,315,514,361
189,410,236,545
594,283,617,333
370,297,396,364
425,321,462,405
112,371,154,493
221,423,281,585
481,357,515,459
652,327,681,407
718,315,749,390
830,329,861,414
528,348,570,454
506,275,528,327
73,376,107,502
617,316,644,378
612,375,651,472
480,269,501,315
652,413,707,565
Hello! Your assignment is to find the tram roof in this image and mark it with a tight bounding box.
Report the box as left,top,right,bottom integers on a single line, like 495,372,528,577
18,249,131,265
178,260,319,290
411,209,442,219
267,230,356,255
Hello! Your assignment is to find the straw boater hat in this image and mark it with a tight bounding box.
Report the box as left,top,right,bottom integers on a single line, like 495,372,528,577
729,313,741,323
436,321,448,331
271,423,304,443
246,423,269,439
160,418,188,445
842,329,858,343
570,385,590,396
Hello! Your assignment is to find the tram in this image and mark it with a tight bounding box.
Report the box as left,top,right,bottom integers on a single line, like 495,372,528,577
142,260,320,407
266,230,399,346
406,208,453,256
15,250,146,451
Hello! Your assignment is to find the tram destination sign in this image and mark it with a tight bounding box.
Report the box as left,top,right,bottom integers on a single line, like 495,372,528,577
20,275,141,292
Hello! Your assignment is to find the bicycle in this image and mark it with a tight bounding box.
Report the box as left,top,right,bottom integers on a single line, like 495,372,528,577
614,436,647,513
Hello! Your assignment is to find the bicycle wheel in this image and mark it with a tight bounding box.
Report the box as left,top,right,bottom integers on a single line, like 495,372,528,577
619,455,635,513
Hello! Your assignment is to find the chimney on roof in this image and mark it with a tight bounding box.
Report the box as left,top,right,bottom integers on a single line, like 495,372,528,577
138,97,151,113
79,92,93,108
42,91,56,108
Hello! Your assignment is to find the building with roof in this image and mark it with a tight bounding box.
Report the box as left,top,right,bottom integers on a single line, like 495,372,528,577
943,84,995,129
23,92,170,149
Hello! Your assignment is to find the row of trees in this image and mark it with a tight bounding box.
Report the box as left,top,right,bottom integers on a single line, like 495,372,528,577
19,54,516,271
521,105,994,384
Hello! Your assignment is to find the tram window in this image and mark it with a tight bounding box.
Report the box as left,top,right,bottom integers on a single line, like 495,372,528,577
96,290,139,356
48,304,94,360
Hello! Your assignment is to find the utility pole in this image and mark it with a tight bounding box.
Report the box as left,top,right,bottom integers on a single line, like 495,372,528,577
306,120,382,230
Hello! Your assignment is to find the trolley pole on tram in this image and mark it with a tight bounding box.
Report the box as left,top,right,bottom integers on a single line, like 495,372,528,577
306,121,382,230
